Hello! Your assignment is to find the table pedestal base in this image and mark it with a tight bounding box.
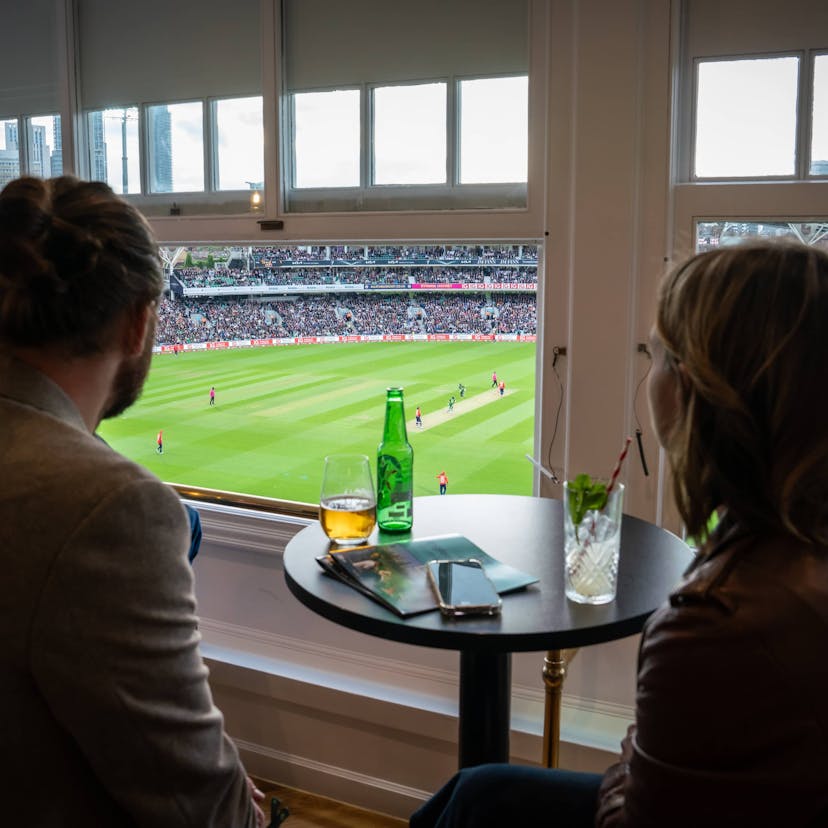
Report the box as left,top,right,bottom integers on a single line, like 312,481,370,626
459,651,511,767
542,648,578,768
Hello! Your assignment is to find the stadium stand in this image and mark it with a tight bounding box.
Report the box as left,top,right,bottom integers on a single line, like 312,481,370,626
156,294,537,345
158,244,537,347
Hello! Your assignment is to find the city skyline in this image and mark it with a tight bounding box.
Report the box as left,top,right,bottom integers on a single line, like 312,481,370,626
0,108,174,194
0,119,63,188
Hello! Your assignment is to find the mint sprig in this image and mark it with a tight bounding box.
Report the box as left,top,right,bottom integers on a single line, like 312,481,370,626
567,473,608,527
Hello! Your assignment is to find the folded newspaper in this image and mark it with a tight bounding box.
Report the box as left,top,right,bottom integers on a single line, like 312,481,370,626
316,533,537,617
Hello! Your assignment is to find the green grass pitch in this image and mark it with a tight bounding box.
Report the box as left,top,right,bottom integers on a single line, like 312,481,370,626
98,340,536,504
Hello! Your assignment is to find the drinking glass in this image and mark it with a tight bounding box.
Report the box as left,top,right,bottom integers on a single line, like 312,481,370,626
319,454,377,545
563,482,624,604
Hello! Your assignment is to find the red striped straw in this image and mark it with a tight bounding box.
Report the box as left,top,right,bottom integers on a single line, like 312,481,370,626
606,436,632,495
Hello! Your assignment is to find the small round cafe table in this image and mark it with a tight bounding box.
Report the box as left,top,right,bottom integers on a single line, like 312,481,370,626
283,494,692,768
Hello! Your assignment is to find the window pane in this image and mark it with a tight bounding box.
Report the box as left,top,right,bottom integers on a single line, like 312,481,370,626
293,90,360,188
216,96,264,190
89,108,141,194
460,77,528,184
695,220,828,251
27,115,61,178
0,120,21,188
694,57,799,178
374,83,446,185
98,243,539,502
811,55,828,175
147,101,204,193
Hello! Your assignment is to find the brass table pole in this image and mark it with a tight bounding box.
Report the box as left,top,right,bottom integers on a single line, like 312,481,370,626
542,648,577,768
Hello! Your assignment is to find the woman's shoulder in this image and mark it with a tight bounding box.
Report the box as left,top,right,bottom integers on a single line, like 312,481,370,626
672,529,828,610
649,529,828,659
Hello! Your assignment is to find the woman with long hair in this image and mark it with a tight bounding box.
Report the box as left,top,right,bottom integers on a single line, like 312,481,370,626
411,240,828,827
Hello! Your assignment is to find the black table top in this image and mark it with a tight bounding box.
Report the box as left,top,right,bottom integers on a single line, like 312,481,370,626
283,494,694,653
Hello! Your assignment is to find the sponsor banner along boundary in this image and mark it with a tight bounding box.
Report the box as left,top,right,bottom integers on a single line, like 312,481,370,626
155,333,536,354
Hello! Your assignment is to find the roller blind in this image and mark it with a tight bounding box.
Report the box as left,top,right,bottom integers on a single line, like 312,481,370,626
0,0,59,118
683,0,828,57
78,0,262,110
283,0,529,92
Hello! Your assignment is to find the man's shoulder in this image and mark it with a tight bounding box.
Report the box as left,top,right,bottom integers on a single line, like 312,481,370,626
11,409,175,513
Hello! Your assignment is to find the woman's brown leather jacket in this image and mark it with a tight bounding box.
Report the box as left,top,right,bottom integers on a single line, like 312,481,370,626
596,523,828,827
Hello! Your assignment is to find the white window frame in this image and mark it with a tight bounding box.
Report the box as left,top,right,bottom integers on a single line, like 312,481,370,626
0,114,61,179
78,96,266,216
808,50,828,178
681,45,828,183
209,95,265,193
283,73,529,214
689,51,805,182
673,0,828,258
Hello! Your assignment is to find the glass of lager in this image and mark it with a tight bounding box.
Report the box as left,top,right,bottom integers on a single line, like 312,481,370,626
319,454,377,545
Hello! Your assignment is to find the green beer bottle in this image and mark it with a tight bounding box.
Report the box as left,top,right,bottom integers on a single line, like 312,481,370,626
376,387,414,531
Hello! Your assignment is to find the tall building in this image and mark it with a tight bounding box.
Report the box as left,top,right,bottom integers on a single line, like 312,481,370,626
0,148,20,188
28,125,50,179
4,121,52,180
88,111,107,183
4,122,19,151
151,106,173,192
2,124,22,187
51,117,63,177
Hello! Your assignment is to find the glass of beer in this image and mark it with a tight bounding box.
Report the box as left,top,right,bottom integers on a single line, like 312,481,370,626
319,454,377,545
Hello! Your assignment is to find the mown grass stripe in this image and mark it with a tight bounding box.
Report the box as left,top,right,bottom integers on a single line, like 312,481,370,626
99,341,536,503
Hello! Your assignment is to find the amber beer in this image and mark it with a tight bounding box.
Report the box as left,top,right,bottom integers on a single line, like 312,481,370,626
320,495,376,543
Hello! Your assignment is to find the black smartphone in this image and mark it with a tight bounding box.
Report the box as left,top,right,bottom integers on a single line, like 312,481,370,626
426,558,502,617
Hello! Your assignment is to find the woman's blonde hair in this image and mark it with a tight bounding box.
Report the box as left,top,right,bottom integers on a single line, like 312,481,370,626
657,240,828,545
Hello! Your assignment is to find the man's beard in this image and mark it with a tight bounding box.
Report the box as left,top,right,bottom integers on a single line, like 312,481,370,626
101,316,155,421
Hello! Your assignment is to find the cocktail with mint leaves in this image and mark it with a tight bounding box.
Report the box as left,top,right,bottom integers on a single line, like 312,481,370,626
563,440,630,604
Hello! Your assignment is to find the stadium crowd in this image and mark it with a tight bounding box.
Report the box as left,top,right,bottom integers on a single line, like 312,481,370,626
155,294,536,345
245,243,538,266
172,266,538,290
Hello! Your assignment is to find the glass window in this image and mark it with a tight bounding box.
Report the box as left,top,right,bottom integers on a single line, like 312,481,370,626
694,56,799,178
811,55,828,175
147,101,204,193
27,115,61,179
0,119,21,189
293,90,360,188
695,220,828,251
89,107,141,195
98,242,539,503
215,96,264,191
459,76,528,184
373,83,446,185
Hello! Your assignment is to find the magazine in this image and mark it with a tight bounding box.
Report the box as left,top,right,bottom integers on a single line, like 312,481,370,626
316,533,538,617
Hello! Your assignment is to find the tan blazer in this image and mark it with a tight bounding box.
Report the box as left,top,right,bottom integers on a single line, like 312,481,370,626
0,353,256,827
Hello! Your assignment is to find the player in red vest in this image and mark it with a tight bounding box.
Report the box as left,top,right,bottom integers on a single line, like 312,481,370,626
436,471,448,495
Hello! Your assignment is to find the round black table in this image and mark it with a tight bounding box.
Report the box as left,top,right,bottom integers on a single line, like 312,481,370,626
283,494,692,767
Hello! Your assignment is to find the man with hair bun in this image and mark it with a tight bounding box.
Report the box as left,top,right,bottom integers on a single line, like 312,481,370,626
0,177,265,827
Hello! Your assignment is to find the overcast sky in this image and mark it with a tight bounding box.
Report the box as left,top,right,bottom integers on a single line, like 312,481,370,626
695,55,828,177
